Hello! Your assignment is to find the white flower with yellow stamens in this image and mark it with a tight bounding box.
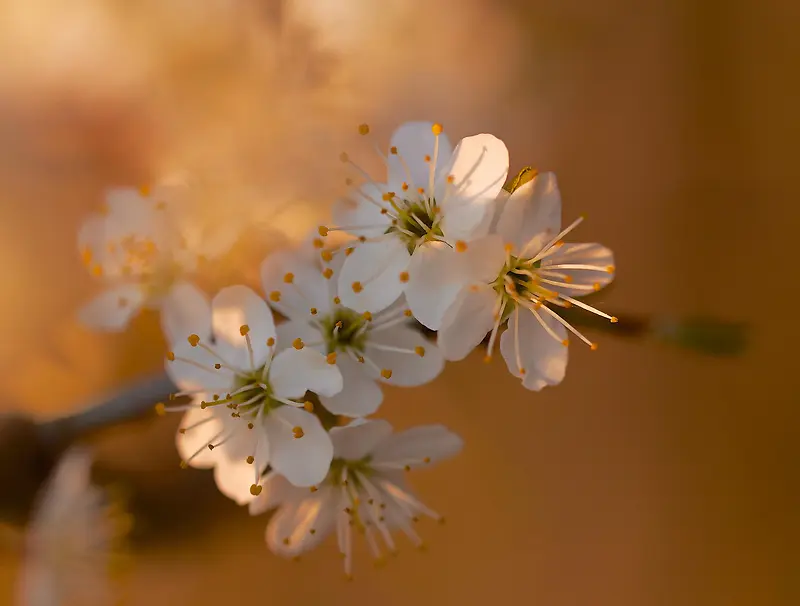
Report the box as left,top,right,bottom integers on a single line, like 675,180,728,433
249,419,463,578
322,121,509,329
77,185,234,342
160,285,343,503
261,247,444,418
16,447,131,606
433,172,617,390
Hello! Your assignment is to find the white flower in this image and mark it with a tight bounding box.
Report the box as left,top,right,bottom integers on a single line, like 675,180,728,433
16,447,129,606
161,285,343,503
435,172,617,390
77,184,237,342
321,121,509,329
260,246,445,418
248,419,463,578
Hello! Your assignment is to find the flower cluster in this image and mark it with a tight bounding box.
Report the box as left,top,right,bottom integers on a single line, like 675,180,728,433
78,120,617,577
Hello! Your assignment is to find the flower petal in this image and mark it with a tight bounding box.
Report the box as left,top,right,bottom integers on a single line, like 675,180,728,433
160,282,211,345
331,183,393,238
249,472,306,516
496,172,562,251
437,284,497,361
371,424,463,469
387,121,453,190
500,307,568,391
165,340,235,393
213,444,270,506
175,406,225,470
275,320,324,354
319,355,383,417
261,251,332,320
77,284,147,332
266,407,333,487
269,348,343,399
337,238,411,313
362,325,444,386
440,134,509,241
211,285,276,367
329,419,393,460
542,243,615,297
266,485,339,557
404,242,464,331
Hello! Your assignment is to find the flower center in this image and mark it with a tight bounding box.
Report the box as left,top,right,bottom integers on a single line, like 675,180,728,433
386,199,443,253
328,456,373,487
229,369,282,417
320,308,370,354
492,255,547,319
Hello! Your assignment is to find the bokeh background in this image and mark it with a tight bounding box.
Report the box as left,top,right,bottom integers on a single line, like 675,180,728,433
0,0,796,604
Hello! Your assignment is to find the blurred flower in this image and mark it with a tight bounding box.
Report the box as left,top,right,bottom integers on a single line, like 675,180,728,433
327,122,509,326
15,447,130,606
437,172,617,390
249,419,463,577
77,184,237,341
162,285,343,503
261,245,445,418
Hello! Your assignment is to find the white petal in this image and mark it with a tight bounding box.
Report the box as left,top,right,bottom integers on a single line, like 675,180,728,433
542,243,615,297
266,407,333,487
211,285,276,367
495,172,562,252
329,419,393,460
404,242,466,331
105,187,164,239
249,472,306,516
387,121,453,189
371,425,463,468
175,406,225,469
275,320,324,354
165,340,235,393
337,238,411,313
362,325,444,387
213,447,270,506
269,348,343,399
319,355,383,417
160,282,211,344
440,134,509,241
266,486,339,557
500,307,568,391
331,183,392,238
437,285,497,361
261,250,332,320
461,234,508,282
77,284,147,332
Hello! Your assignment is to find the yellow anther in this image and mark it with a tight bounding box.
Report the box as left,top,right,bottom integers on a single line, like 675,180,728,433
283,272,294,284
333,296,341,304
267,337,276,347
352,281,363,293
313,238,324,249
610,316,619,323
382,192,395,201
417,187,425,194
323,267,334,279
404,465,411,472
250,484,262,496
154,403,166,416
447,174,455,184
423,456,431,463
178,428,186,434
138,185,151,197
356,355,365,364
399,271,409,283
339,152,349,163
269,291,282,302
207,444,215,451
155,200,167,210
310,486,318,493
214,363,221,369
362,311,373,321
606,265,616,273
303,401,314,412
345,177,353,185
321,250,333,262
247,422,254,429
179,461,188,469
246,456,254,464
310,307,318,315
91,265,103,277
519,368,527,375
81,247,93,266
345,247,355,256
590,343,599,351
187,334,200,347
240,324,250,336
292,426,305,439
292,338,304,350
390,146,398,155
358,123,370,135
309,528,317,535
414,346,425,357
326,352,337,365
593,283,601,291
455,240,468,252
166,351,175,361
424,154,431,162
401,182,409,191
318,225,329,237
561,339,569,347
380,368,393,379
564,275,574,283
431,123,443,135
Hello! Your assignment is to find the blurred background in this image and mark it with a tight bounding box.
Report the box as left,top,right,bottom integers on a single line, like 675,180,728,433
0,0,796,604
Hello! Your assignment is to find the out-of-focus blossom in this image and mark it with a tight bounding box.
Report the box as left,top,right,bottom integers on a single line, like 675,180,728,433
261,244,444,418
249,419,463,578
16,447,130,606
161,285,343,503
436,172,617,390
322,121,509,327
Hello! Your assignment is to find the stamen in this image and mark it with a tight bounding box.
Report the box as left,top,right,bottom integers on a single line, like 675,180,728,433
528,216,585,261
366,342,423,356
558,294,618,323
513,307,525,375
484,297,507,362
519,301,569,346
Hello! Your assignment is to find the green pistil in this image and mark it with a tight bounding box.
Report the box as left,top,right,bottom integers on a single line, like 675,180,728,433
387,199,442,253
329,457,374,487
320,308,369,354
